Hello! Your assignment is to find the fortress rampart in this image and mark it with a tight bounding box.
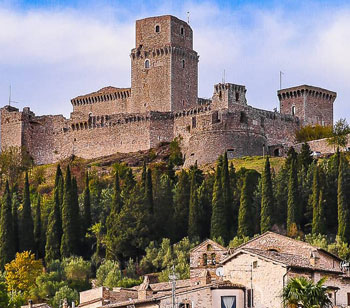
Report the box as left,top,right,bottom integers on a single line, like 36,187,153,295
0,15,336,166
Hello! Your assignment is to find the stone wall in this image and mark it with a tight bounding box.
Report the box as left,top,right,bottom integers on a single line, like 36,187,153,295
223,252,287,308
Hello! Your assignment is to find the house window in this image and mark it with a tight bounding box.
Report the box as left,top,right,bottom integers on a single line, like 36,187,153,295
179,303,191,308
235,92,240,101
221,296,236,308
202,253,208,265
348,293,350,305
240,111,248,124
145,59,150,69
155,25,160,33
211,253,216,265
291,105,296,116
247,289,254,308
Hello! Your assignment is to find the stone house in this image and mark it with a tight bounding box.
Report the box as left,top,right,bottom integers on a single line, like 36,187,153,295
78,233,350,308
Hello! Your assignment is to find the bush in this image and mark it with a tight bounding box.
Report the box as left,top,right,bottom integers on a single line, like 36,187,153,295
51,286,78,308
295,125,332,143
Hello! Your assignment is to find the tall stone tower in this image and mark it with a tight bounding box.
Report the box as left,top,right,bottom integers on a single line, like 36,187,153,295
278,85,336,127
130,15,198,113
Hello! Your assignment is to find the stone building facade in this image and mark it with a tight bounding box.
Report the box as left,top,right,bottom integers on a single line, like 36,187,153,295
78,232,350,308
0,15,337,166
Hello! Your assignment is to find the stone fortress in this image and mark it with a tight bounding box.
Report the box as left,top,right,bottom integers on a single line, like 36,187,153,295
0,15,337,166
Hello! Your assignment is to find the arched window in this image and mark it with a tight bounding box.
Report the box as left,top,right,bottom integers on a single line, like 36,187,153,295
145,59,150,69
291,105,296,116
180,26,184,36
182,59,185,68
202,253,208,266
155,25,160,33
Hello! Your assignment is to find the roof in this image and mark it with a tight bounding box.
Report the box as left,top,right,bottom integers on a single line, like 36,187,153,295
21,304,51,308
72,87,131,101
224,248,342,274
190,238,227,253
277,85,336,96
102,280,244,308
228,232,342,262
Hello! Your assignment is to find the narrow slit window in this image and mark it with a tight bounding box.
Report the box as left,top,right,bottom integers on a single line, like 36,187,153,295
145,59,150,69
155,25,160,33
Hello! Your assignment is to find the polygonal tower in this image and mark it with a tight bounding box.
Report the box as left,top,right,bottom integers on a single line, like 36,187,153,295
278,85,336,127
130,15,198,113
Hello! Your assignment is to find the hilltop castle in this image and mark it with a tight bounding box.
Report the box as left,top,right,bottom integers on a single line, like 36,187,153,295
0,15,337,166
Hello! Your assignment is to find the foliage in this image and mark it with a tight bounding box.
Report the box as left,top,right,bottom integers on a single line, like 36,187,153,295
169,137,183,166
295,124,332,143
260,156,274,233
228,235,250,248
282,276,332,308
327,118,350,149
62,257,91,291
5,251,43,293
51,286,78,308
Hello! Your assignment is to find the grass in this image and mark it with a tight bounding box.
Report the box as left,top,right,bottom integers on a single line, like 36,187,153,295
229,156,285,174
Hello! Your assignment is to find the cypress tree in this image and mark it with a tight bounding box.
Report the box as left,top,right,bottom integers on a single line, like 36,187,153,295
20,172,35,252
188,171,200,240
287,159,299,236
12,191,20,253
0,182,15,268
311,165,321,235
82,172,92,239
173,170,190,242
45,193,62,263
141,160,147,192
55,164,64,206
71,177,81,253
317,190,326,235
154,174,174,240
210,160,227,241
274,166,289,226
260,156,274,233
106,171,122,259
60,166,74,258
197,180,212,240
222,152,234,241
238,173,255,237
34,196,43,258
144,168,154,214
337,155,350,242
298,143,313,171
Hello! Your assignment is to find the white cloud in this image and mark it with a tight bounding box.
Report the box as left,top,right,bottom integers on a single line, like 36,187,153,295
0,1,349,121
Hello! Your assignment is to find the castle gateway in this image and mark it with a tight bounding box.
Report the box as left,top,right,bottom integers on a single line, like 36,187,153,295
0,15,336,166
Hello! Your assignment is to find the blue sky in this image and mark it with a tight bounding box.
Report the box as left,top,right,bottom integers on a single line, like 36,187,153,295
1,0,350,120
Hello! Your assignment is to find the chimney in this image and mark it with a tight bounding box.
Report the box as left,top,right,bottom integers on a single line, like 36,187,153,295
28,300,33,308
72,302,75,308
138,276,153,300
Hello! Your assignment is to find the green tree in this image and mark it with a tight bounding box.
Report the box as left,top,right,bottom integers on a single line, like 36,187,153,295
0,181,15,268
287,159,300,236
34,196,43,258
106,171,122,260
71,177,81,251
82,172,92,240
222,152,234,240
327,118,350,149
144,168,154,214
20,172,35,252
210,160,227,241
51,286,78,308
188,171,200,240
274,166,289,226
173,170,190,242
238,172,256,237
311,166,326,235
61,166,75,258
298,142,313,171
337,155,350,242
12,190,20,254
282,276,332,308
260,156,274,233
197,180,212,240
45,184,64,263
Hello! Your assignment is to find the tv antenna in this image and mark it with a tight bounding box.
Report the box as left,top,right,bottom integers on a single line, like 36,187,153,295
8,85,20,106
169,265,178,308
279,71,284,90
187,11,190,24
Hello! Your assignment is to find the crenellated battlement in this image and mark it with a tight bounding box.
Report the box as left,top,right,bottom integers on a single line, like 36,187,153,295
0,14,336,166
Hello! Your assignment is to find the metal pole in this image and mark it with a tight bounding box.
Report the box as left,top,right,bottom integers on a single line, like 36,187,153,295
171,265,176,308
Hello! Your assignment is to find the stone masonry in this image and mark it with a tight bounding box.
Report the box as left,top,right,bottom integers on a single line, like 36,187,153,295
0,15,337,166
